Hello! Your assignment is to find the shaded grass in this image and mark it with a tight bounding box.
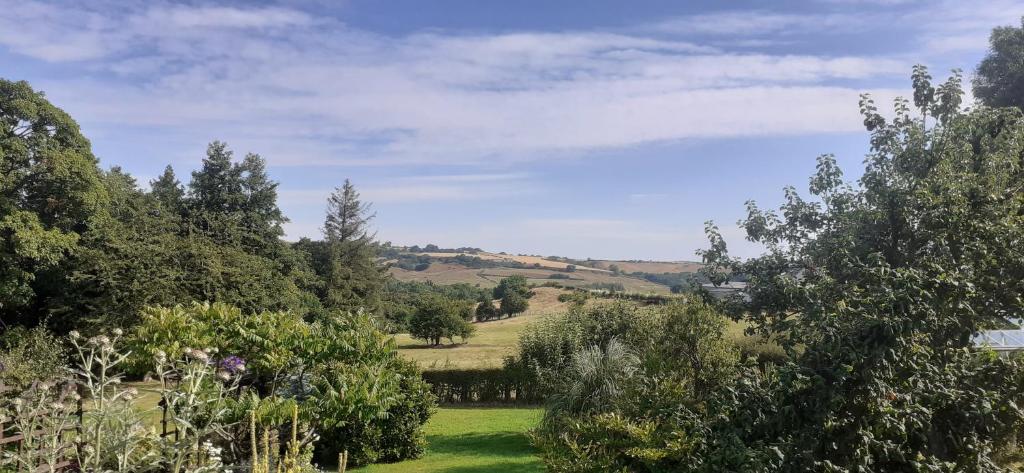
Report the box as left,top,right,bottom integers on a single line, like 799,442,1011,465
124,380,165,428
358,407,543,473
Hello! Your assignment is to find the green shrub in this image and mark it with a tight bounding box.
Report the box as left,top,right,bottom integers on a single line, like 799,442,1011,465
524,299,744,471
0,326,68,390
130,302,436,467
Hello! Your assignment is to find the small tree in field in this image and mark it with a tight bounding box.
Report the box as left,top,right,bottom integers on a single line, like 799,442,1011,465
475,295,500,321
500,292,529,318
493,275,530,300
409,296,475,345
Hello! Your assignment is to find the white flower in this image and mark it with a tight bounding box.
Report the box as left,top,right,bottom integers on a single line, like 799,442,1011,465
112,328,124,336
69,330,81,340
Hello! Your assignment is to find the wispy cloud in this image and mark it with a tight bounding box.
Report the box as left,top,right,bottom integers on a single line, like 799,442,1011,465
0,0,923,168
0,0,1013,170
646,11,865,37
278,173,533,209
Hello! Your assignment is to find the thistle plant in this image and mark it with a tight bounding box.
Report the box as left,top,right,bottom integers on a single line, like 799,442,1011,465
155,347,241,473
69,330,156,471
0,381,79,473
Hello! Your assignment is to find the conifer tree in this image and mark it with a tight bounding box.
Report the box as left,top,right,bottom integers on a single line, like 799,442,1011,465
322,180,385,313
238,153,287,251
149,165,184,213
188,141,241,214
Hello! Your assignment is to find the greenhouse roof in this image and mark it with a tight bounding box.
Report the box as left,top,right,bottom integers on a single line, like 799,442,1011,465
973,330,1024,351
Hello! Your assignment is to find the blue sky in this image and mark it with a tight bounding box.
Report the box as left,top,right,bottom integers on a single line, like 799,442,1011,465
3,0,1021,260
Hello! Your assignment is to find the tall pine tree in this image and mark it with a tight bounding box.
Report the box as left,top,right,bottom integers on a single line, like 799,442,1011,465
238,152,287,252
322,179,385,314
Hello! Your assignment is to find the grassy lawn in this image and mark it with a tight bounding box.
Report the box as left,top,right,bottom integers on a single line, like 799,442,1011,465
358,407,544,473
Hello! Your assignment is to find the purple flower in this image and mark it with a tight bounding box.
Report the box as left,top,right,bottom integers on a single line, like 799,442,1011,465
219,355,246,374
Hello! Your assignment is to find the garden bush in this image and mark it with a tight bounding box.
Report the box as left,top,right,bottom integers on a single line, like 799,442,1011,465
0,326,68,391
130,301,436,467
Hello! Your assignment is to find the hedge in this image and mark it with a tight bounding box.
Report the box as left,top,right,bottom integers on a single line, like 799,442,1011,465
421,368,543,404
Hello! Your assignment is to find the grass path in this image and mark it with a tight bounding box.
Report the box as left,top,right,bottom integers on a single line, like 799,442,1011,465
358,407,543,473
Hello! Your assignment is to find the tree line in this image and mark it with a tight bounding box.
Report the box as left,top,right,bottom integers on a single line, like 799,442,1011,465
1,84,384,334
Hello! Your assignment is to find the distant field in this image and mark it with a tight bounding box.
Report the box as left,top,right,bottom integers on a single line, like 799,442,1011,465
589,259,704,274
358,407,543,473
394,287,569,370
416,251,609,273
390,264,671,294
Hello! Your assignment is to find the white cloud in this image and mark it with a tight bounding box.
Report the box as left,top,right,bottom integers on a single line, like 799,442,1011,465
0,1,919,167
278,173,533,209
647,12,865,36
139,5,313,30
0,0,1002,169
911,0,1024,54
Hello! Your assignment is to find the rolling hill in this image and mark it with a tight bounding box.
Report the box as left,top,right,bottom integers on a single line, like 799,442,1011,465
386,248,703,295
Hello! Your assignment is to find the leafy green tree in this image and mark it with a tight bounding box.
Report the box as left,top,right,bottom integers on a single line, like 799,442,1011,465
45,167,186,330
475,295,499,321
0,79,107,324
696,66,1024,471
499,291,529,317
974,17,1024,110
493,275,530,300
408,296,474,345
321,179,385,313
